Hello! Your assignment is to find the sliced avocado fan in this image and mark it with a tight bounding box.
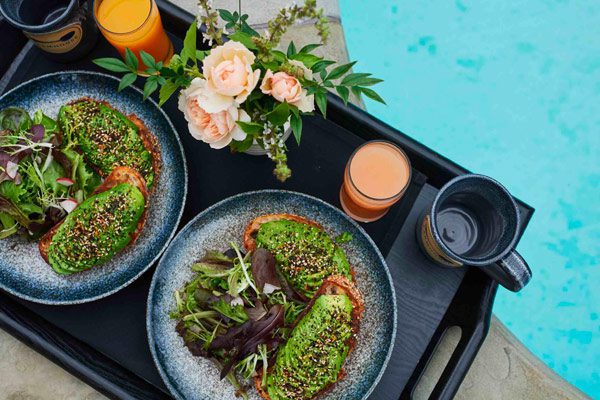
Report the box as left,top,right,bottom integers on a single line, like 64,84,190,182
58,99,155,187
255,220,352,297
47,183,145,274
266,294,354,400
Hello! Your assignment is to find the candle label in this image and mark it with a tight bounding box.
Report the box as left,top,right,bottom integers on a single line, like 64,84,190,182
420,215,463,267
24,22,83,54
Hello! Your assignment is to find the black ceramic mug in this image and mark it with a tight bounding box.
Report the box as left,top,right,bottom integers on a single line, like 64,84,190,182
0,0,98,62
417,174,532,292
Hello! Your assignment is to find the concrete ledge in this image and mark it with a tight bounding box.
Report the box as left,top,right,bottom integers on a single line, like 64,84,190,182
456,317,589,400
176,0,340,25
0,329,105,400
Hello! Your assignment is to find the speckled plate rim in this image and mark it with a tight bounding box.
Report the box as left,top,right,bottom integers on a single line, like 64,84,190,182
147,189,397,400
0,70,188,305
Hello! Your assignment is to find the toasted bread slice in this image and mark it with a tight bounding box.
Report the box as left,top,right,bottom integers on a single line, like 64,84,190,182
38,221,61,265
38,166,148,269
127,113,162,193
255,275,364,400
91,165,149,200
244,213,322,251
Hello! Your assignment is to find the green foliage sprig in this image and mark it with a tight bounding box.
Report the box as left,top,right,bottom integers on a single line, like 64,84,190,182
252,0,329,62
198,0,224,46
285,41,386,118
218,8,258,36
93,24,204,106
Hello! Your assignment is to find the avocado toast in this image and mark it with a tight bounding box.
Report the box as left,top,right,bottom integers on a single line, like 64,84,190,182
170,213,365,399
244,214,354,298
255,275,364,400
39,166,148,274
57,98,161,190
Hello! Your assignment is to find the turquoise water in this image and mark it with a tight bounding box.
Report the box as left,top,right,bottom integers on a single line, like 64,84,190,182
341,0,599,396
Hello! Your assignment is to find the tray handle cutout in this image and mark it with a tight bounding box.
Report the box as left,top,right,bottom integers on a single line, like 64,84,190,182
412,326,462,399
400,268,498,400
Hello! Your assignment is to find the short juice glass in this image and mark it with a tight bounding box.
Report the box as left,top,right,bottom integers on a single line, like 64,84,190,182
340,141,412,222
94,0,173,67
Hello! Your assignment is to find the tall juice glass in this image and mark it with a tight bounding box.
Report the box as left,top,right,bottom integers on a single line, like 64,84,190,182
94,0,173,67
340,141,412,222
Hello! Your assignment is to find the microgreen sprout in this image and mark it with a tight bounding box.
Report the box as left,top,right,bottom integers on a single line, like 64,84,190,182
235,343,269,382
259,343,269,387
0,134,53,155
231,241,259,295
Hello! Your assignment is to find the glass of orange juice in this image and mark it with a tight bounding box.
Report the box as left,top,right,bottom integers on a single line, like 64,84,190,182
340,141,412,222
94,0,173,68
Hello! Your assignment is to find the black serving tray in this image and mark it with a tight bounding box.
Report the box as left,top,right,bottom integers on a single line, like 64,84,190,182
0,2,533,400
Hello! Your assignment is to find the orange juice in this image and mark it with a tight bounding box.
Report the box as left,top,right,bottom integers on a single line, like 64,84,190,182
340,141,411,222
94,0,173,66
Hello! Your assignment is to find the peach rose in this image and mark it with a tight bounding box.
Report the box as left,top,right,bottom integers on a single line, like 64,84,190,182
179,79,250,149
260,61,315,112
260,71,302,103
201,41,261,110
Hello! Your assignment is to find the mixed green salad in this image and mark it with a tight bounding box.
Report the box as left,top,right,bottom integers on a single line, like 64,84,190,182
171,244,308,398
0,107,100,240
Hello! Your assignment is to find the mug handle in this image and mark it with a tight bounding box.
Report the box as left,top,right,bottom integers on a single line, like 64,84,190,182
482,250,532,292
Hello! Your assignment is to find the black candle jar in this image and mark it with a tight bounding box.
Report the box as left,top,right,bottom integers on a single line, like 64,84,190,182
0,0,98,62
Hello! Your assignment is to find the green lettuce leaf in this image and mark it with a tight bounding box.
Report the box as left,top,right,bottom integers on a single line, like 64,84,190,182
42,160,68,195
32,110,59,136
0,212,17,239
0,193,37,228
0,107,32,131
0,178,43,216
211,298,249,324
60,148,101,197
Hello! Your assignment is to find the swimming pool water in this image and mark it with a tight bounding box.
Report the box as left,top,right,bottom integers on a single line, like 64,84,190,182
341,0,599,396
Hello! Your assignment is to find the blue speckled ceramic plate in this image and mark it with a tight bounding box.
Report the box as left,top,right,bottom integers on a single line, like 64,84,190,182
0,71,187,304
148,190,396,400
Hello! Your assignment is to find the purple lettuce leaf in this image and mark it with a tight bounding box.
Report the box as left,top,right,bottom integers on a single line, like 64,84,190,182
210,304,285,379
251,248,282,292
